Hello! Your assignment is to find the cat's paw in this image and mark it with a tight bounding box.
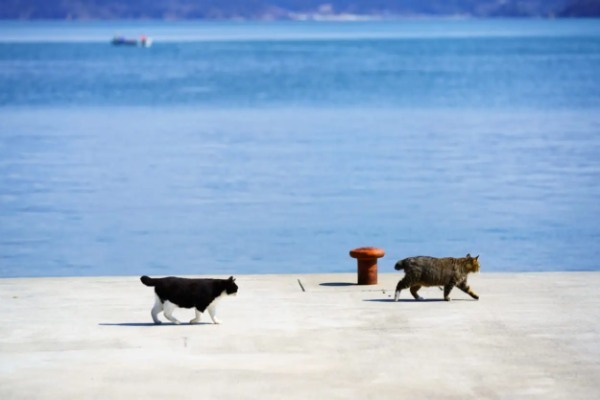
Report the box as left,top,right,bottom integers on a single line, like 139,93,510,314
415,296,424,301
212,318,222,325
394,291,400,302
444,297,451,302
189,318,200,324
153,320,162,325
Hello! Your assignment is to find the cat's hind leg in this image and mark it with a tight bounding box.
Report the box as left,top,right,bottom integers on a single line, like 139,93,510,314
394,277,411,301
162,301,181,324
151,295,163,324
410,285,424,301
207,304,222,324
189,308,202,324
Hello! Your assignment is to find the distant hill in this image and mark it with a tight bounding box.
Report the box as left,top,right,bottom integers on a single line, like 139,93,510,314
1,0,599,20
559,0,600,16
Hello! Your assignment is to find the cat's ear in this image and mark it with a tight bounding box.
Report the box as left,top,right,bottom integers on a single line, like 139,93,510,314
475,255,479,260
228,276,235,282
466,253,471,258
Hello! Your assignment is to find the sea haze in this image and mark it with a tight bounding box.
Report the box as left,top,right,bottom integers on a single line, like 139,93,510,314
0,20,599,277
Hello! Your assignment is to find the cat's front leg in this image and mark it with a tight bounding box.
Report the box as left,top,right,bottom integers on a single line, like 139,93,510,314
457,281,479,300
207,304,222,324
189,308,202,324
443,284,454,301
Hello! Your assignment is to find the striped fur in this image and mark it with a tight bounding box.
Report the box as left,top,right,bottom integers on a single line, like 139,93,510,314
394,254,480,301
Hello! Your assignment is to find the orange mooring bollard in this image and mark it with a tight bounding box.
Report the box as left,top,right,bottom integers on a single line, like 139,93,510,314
349,247,385,285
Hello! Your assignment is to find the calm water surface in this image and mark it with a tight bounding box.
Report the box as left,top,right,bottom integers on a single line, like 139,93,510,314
1,20,599,277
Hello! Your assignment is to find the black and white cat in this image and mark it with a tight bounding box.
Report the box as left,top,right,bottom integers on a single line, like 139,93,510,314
140,275,238,324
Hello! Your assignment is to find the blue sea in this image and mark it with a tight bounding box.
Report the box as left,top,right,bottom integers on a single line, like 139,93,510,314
1,20,599,277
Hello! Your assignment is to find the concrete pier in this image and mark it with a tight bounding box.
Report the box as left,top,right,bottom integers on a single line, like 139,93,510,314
1,272,599,399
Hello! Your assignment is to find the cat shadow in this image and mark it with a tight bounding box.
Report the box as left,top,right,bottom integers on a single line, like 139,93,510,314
364,298,445,303
99,322,213,327
364,298,476,303
319,282,356,287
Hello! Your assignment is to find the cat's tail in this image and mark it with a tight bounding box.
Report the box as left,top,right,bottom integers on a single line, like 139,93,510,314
140,275,157,286
394,259,407,271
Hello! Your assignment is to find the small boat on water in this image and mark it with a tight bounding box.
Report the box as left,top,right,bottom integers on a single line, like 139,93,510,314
111,35,152,48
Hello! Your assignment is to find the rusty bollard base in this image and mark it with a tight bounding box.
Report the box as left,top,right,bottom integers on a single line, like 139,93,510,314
349,247,385,285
